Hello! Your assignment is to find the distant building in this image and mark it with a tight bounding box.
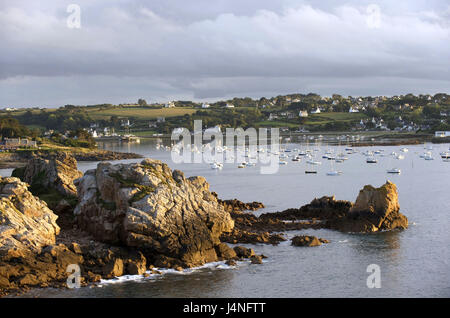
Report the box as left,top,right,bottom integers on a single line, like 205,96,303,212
349,106,359,113
165,101,175,108
268,113,278,121
435,131,450,137
310,107,321,114
202,103,210,108
121,119,130,127
2,138,37,148
299,110,308,117
157,117,165,123
225,103,234,108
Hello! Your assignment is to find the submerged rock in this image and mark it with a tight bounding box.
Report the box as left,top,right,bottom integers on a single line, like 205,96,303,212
291,235,328,247
74,159,235,267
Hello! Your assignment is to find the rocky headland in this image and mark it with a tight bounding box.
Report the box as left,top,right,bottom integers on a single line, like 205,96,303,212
222,181,408,245
0,154,260,296
0,152,408,296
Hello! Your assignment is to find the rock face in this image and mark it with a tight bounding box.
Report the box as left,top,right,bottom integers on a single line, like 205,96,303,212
74,159,235,267
15,152,82,197
0,177,68,292
332,181,408,232
0,177,60,254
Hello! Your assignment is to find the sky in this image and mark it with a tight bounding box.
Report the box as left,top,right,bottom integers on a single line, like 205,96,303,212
0,0,449,108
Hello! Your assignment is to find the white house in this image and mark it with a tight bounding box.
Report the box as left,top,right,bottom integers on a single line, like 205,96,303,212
349,106,359,113
268,113,278,121
310,107,321,114
202,103,210,108
435,131,450,137
299,110,308,117
165,101,175,108
225,103,234,108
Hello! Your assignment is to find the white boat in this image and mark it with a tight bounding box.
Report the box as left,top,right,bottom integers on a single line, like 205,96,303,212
306,160,321,165
387,168,401,174
424,154,434,160
326,170,342,176
279,160,288,165
366,157,378,163
395,154,405,160
400,148,408,153
211,162,223,170
440,152,450,159
237,163,246,168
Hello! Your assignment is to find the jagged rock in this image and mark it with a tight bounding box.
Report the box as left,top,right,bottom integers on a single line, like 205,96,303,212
291,235,324,247
69,242,83,254
331,181,408,232
125,251,147,275
250,255,263,264
233,246,255,258
15,152,83,197
0,177,60,254
103,258,124,278
74,159,234,267
259,181,408,234
225,259,237,266
214,243,237,260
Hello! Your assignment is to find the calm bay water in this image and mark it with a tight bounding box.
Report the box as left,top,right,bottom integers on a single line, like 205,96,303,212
2,139,449,297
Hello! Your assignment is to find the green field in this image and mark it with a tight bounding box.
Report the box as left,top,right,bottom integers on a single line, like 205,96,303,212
303,112,368,125
87,107,197,120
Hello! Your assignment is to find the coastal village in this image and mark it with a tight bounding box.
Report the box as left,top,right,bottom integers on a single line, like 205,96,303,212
1,93,449,150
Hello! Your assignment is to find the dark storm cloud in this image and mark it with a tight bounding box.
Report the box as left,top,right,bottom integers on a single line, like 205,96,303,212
0,0,449,106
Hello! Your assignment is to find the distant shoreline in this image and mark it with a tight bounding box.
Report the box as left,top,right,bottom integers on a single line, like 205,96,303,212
0,149,143,169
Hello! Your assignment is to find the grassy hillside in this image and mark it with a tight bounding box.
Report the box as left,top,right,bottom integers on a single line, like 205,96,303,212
87,107,197,120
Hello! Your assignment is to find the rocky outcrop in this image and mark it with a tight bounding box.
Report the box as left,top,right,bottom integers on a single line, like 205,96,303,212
214,195,265,213
260,196,351,221
0,177,60,254
330,181,408,232
13,152,83,197
74,159,235,267
233,181,407,234
291,235,329,247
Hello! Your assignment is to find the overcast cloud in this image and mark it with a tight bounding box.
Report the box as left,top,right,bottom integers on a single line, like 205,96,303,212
0,0,449,107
